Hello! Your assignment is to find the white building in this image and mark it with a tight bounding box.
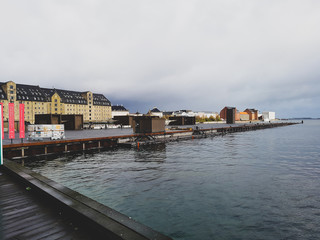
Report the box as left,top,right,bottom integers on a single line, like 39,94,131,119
112,105,129,118
262,112,276,121
148,107,163,118
173,110,195,117
194,111,218,118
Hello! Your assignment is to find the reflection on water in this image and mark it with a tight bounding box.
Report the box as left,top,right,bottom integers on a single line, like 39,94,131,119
24,120,320,240
134,143,166,163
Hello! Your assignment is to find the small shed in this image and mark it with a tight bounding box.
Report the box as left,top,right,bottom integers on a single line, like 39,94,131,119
113,115,134,126
168,116,196,125
133,116,165,133
61,115,83,130
35,114,83,130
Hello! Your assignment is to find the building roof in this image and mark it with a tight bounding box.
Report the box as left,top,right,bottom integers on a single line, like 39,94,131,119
163,111,174,115
245,108,257,113
41,88,88,105
112,105,128,111
93,93,111,106
0,82,111,106
150,107,161,112
16,84,48,102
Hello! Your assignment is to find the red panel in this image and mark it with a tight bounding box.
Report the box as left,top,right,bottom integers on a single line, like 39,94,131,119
0,103,3,139
9,103,15,139
19,104,25,139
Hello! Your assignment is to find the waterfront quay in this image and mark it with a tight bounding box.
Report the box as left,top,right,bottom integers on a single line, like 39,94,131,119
3,122,298,160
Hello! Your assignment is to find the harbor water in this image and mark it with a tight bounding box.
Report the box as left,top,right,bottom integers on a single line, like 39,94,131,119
24,120,320,240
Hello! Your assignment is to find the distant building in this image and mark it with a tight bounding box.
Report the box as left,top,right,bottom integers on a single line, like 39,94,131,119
112,105,129,118
239,112,250,121
173,110,195,117
244,108,259,120
0,81,112,124
262,112,275,121
220,107,240,121
194,111,218,118
163,111,174,117
148,107,163,118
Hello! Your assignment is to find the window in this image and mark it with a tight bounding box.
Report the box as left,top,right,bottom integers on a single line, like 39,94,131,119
10,85,13,89
10,91,14,94
55,99,57,102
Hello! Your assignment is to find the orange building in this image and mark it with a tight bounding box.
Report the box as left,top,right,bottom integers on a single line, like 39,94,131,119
239,112,249,121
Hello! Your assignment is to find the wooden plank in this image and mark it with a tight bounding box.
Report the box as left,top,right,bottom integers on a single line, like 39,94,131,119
0,169,100,240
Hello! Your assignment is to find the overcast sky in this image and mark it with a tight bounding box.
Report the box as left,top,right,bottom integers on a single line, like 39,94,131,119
1,0,320,118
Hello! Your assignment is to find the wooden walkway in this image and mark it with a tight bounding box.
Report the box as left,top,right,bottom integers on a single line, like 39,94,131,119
0,168,97,240
0,161,172,240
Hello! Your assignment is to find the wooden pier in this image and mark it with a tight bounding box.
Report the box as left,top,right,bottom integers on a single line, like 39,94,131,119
0,167,94,240
2,122,298,159
0,160,172,240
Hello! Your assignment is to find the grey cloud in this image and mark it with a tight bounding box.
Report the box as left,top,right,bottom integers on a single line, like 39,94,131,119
1,0,320,118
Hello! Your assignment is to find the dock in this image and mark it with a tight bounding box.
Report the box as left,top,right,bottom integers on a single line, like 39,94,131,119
3,122,298,159
0,166,94,240
0,160,172,240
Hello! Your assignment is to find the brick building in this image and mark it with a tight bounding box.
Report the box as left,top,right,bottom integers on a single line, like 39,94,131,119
220,106,240,121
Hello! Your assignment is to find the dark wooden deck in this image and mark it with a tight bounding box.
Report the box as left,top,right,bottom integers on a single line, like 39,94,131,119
0,168,95,240
0,161,172,240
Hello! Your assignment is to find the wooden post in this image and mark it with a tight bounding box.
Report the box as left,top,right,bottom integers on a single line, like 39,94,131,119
21,148,25,157
83,143,85,150
45,146,47,155
65,144,68,152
